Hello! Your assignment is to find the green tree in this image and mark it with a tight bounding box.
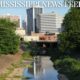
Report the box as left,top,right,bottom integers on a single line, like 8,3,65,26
59,5,80,54
54,57,80,80
52,1,80,80
0,18,20,54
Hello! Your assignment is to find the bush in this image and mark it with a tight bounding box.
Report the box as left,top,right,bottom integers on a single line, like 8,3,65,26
22,51,32,60
0,18,20,54
54,57,80,80
0,28,20,54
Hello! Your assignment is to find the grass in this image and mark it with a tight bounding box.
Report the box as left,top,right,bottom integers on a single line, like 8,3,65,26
0,67,14,80
0,50,33,80
0,60,21,80
22,51,33,60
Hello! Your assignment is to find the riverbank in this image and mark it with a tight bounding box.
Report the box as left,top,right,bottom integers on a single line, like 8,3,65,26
52,56,80,80
0,48,34,80
6,68,23,80
58,74,68,80
0,50,22,75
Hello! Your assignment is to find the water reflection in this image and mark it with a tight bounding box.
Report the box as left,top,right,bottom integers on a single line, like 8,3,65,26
23,56,58,80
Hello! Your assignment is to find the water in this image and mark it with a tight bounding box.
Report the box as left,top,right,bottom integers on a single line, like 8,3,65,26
23,68,34,79
35,68,58,80
23,56,58,80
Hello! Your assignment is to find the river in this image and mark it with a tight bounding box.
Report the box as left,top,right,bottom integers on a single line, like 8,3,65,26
23,56,58,80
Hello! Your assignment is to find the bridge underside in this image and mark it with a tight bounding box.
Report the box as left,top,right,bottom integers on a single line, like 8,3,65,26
31,41,58,56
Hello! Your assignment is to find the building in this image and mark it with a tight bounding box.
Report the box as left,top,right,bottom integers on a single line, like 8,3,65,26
27,6,43,35
24,36,39,42
0,14,20,27
22,20,27,33
36,12,63,34
0,14,26,38
15,27,26,38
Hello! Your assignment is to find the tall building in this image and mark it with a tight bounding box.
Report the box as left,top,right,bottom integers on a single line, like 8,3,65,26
27,6,43,35
22,20,27,32
36,12,63,34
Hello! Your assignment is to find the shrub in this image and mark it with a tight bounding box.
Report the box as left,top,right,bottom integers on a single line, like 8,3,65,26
54,57,80,80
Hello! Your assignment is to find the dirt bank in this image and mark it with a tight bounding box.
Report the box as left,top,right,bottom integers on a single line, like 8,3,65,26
0,50,23,75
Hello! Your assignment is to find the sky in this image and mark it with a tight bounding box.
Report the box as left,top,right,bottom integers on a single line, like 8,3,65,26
0,0,69,21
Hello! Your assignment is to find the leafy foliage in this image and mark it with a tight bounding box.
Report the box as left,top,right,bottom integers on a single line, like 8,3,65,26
0,18,20,54
52,1,80,80
54,57,80,80
59,7,80,54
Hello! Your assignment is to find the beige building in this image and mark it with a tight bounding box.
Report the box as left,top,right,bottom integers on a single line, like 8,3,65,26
0,14,20,27
15,28,26,38
0,14,26,38
24,36,39,42
36,12,63,34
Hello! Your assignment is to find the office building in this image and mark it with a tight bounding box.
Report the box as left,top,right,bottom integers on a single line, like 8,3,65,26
36,12,63,34
27,6,43,35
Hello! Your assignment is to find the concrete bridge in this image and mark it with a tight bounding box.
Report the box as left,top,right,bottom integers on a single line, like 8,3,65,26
20,33,58,55
23,33,58,43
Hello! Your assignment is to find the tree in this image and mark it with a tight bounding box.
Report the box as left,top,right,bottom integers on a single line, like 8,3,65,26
0,18,20,54
59,3,80,54
52,1,80,80
0,18,18,30
54,57,80,80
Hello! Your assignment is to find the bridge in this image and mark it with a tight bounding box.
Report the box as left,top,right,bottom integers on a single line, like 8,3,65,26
23,33,57,43
20,33,58,55
29,34,58,55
